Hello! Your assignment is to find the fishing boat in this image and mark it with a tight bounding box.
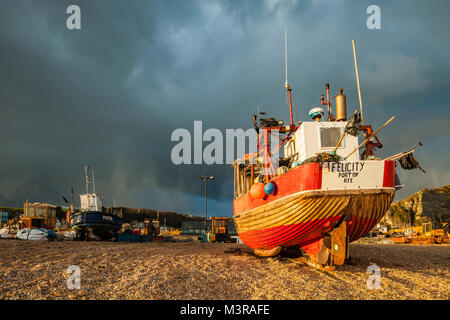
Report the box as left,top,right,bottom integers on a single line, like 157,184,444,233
70,166,122,240
233,37,422,269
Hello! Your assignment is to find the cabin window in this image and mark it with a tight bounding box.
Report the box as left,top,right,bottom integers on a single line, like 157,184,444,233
234,163,257,199
319,127,342,148
31,218,42,228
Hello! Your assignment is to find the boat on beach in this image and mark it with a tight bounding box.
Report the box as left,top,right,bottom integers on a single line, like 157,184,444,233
69,166,122,240
233,38,421,268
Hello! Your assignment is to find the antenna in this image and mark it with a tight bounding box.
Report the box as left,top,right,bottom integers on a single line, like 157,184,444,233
352,40,365,124
284,29,288,88
84,165,90,194
92,168,96,194
70,187,75,212
84,165,91,210
284,29,294,126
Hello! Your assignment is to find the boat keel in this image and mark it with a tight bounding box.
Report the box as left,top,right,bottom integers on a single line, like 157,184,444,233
299,221,349,270
253,246,282,257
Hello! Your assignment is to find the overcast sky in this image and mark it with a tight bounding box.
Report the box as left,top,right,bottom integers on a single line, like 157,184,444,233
0,0,449,216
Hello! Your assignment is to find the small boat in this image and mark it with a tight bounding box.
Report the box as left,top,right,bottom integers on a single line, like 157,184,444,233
15,228,57,241
69,166,122,240
63,230,77,239
0,227,16,239
70,211,122,240
233,37,422,268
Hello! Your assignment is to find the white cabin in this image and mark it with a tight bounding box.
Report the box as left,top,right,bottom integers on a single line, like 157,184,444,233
284,121,359,162
80,194,102,212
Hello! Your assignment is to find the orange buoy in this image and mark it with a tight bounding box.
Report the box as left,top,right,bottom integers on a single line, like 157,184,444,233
250,182,265,199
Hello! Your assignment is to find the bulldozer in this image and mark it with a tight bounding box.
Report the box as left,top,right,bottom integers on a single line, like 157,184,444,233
390,222,449,244
19,202,57,230
411,222,449,244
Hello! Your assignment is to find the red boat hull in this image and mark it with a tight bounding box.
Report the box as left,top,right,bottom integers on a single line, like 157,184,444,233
233,161,395,255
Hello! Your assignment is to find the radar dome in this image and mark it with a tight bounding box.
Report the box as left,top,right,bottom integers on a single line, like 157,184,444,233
309,107,324,121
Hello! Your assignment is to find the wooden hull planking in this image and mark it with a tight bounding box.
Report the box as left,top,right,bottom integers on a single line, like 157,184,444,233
234,189,394,250
233,160,396,258
235,192,350,249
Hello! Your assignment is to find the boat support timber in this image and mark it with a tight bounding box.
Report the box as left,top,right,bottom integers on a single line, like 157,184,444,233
296,220,348,271
253,220,349,271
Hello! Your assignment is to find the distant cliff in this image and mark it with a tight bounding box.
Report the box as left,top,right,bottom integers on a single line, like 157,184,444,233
384,185,450,227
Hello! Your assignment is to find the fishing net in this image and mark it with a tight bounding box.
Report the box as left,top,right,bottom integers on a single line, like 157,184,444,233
399,153,419,170
344,111,361,136
301,152,343,165
398,153,426,174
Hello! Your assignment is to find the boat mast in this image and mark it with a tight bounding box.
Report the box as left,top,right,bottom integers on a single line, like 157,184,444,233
250,30,298,183
92,169,96,194
284,29,294,127
352,40,365,124
84,165,91,209
70,187,75,212
84,165,90,194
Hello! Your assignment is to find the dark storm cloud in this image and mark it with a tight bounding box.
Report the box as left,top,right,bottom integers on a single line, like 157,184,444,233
0,0,449,215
